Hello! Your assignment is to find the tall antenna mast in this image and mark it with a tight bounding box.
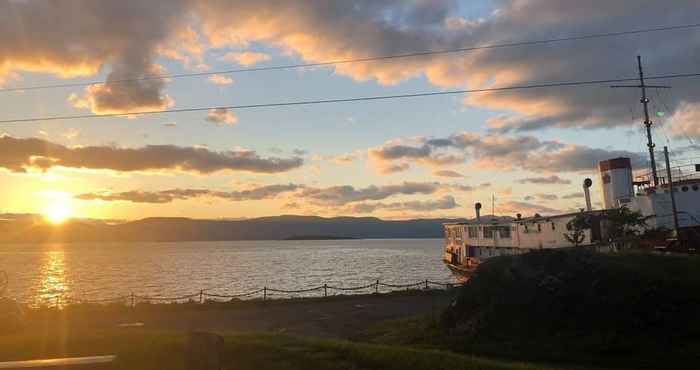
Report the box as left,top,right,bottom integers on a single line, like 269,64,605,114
611,56,671,187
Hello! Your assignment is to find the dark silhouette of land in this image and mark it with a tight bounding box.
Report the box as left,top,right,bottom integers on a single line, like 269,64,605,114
0,215,485,243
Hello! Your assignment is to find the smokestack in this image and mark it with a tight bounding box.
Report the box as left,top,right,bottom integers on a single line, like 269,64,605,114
475,202,482,223
583,178,593,211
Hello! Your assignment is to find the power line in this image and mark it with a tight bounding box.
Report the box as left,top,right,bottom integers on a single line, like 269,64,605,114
1,72,700,124
2,22,700,93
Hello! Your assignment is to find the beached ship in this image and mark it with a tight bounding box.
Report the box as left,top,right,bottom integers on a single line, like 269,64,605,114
444,57,700,281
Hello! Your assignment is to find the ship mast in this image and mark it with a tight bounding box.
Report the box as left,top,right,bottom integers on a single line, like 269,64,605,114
611,56,670,187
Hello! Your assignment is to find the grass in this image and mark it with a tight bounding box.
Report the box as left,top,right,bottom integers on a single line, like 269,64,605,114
0,329,563,370
363,250,700,370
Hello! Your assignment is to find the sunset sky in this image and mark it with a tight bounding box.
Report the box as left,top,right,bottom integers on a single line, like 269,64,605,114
1,0,700,221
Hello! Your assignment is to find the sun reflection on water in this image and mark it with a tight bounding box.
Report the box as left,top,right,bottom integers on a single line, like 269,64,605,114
39,247,68,307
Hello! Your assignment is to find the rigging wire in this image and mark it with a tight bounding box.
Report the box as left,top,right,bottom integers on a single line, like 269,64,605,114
2,22,700,93
2,72,700,124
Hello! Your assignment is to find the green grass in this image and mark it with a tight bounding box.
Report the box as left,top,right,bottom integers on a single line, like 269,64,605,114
363,250,700,370
0,329,562,370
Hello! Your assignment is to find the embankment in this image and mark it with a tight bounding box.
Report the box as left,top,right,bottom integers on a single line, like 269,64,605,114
441,249,700,369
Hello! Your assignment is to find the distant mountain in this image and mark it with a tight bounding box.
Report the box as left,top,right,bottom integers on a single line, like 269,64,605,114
0,215,492,243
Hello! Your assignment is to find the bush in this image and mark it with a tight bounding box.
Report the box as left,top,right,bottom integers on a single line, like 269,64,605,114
441,249,700,368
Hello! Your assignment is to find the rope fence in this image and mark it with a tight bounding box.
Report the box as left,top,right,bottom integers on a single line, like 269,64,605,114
27,279,460,308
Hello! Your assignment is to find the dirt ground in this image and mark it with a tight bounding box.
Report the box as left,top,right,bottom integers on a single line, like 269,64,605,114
25,290,455,339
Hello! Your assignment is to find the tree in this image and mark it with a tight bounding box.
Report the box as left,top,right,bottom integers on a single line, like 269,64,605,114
564,212,591,247
604,206,647,249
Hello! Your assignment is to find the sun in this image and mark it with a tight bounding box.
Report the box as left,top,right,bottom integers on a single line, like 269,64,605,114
44,202,73,225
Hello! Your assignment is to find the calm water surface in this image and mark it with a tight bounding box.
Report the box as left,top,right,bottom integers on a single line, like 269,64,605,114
0,239,451,304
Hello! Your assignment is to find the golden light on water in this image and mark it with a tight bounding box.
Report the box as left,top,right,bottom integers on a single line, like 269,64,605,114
39,248,67,306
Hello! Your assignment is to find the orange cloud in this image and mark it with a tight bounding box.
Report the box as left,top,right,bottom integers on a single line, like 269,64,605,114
0,135,303,174
206,108,238,125
207,74,234,85
220,51,271,66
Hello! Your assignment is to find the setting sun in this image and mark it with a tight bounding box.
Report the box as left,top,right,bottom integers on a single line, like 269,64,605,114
44,202,73,225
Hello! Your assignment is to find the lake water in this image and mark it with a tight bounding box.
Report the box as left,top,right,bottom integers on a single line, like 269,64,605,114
0,239,452,305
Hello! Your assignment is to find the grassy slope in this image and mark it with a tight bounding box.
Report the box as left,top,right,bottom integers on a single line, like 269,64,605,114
0,329,559,370
366,250,700,370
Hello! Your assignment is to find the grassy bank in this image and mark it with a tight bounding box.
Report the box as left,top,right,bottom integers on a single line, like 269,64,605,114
0,329,559,370
368,249,700,370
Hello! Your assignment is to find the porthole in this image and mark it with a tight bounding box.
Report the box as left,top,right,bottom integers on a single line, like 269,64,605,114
693,185,699,191
682,186,689,192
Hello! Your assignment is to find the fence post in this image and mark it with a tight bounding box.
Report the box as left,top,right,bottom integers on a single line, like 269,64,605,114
375,280,379,294
263,287,267,301
199,290,204,304
55,295,60,309
425,279,429,290
130,292,135,308
323,284,328,298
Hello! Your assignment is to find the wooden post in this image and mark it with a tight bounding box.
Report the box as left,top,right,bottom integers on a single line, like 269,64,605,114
130,292,135,308
263,287,267,301
425,279,429,290
323,284,327,298
199,290,204,304
375,280,379,294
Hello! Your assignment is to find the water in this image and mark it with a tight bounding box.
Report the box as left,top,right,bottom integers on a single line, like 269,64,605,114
0,239,451,305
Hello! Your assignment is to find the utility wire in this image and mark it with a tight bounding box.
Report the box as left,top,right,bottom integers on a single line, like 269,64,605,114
2,22,700,93
1,72,700,124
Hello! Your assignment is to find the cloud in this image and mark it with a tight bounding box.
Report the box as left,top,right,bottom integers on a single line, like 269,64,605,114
220,51,271,66
370,131,645,174
517,175,571,185
207,74,234,85
562,192,584,199
69,63,175,114
300,182,440,206
194,1,700,133
0,135,303,174
332,153,357,164
666,102,700,140
378,162,411,174
3,1,700,128
0,0,194,114
432,169,463,178
298,181,470,206
345,195,459,214
498,201,563,216
206,108,238,125
535,193,558,201
63,128,81,140
77,184,301,203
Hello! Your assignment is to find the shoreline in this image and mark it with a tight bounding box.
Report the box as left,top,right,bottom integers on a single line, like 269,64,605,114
17,289,456,340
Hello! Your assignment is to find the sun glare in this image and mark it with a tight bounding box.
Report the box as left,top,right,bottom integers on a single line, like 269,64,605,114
45,202,73,225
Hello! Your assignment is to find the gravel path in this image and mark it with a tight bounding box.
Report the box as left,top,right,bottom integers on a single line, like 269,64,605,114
25,290,455,339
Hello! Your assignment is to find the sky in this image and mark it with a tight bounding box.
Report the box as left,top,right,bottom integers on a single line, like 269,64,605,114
1,0,700,221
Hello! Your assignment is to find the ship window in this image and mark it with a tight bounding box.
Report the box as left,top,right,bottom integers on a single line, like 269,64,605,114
551,222,556,230
499,227,511,239
468,226,478,238
694,185,699,191
682,186,689,192
483,226,494,238
537,223,542,232
524,225,529,233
